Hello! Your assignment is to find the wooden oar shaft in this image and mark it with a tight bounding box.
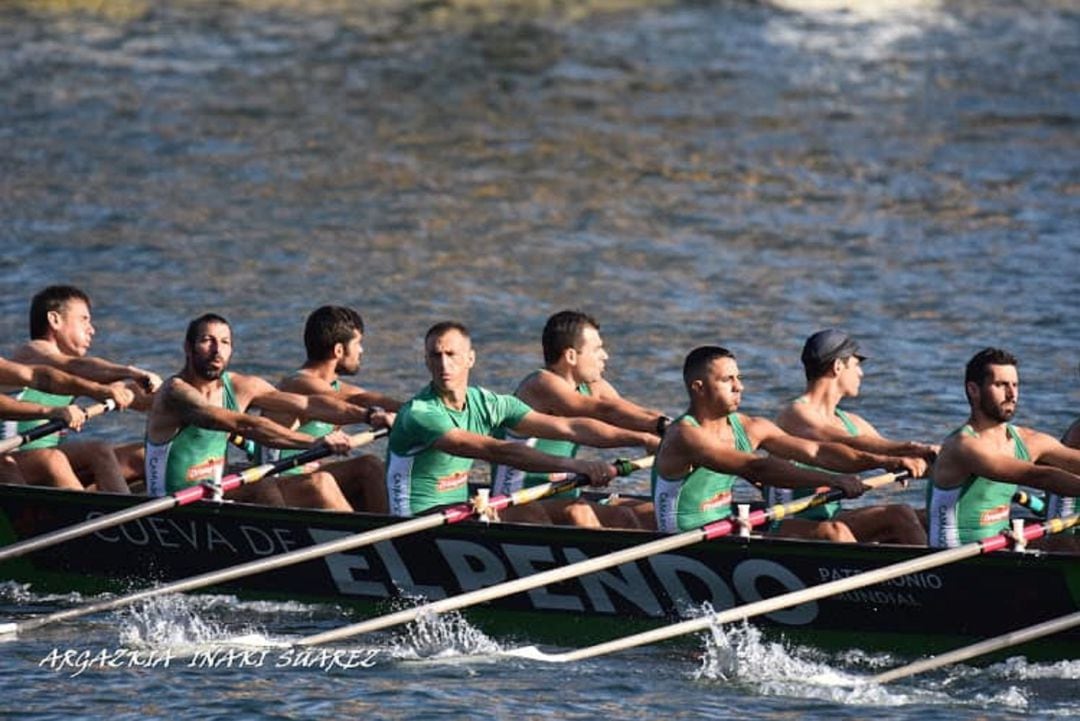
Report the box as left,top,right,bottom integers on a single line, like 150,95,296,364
0,429,386,564
1,453,644,636
0,400,117,455
516,513,1079,664
296,470,905,646
872,611,1080,684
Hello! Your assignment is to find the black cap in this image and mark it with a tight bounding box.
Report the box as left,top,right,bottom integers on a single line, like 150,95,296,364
801,329,866,369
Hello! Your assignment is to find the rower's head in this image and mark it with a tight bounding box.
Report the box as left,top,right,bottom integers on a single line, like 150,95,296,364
683,346,743,412
304,305,364,375
29,285,94,357
184,313,232,381
964,347,1019,422
542,310,607,383
425,321,475,393
801,329,866,394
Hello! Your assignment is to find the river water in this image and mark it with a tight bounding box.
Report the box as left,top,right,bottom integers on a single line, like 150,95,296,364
1,0,1077,717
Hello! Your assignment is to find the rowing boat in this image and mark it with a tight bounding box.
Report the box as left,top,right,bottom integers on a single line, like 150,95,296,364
0,483,1076,660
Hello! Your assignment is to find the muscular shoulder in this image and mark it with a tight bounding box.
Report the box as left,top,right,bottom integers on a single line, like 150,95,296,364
156,376,205,417
277,371,333,395
11,340,61,365
775,397,813,434
739,413,779,441
516,370,578,413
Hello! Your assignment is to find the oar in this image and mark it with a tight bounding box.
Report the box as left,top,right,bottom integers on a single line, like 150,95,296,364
504,512,1079,663
0,455,652,637
871,610,1080,684
0,428,388,565
293,470,909,647
0,399,117,455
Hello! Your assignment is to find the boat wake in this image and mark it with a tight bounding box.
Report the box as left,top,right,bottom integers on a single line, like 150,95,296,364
0,579,92,607
694,619,1075,712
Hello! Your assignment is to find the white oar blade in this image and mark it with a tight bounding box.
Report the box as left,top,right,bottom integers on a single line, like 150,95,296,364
498,645,562,662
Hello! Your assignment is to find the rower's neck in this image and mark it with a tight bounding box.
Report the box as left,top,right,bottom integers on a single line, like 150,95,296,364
299,358,339,384
543,364,577,387
967,414,1009,437
802,380,843,415
181,370,223,399
688,403,732,427
438,385,468,411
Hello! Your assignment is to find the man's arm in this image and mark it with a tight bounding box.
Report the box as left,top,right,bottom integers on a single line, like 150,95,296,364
153,378,326,451
1022,427,1080,476
0,357,134,409
13,342,162,391
240,375,379,428
342,388,402,413
0,395,87,429
510,411,660,453
274,373,402,415
432,429,613,485
754,416,928,478
776,403,937,461
941,433,1080,497
661,422,866,498
521,373,665,433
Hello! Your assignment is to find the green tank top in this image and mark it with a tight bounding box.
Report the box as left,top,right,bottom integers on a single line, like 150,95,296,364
2,387,75,451
766,402,859,521
652,413,753,532
144,373,241,495
490,372,590,499
263,376,339,475
927,424,1030,545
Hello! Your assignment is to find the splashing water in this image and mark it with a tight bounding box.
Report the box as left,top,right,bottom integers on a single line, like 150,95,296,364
117,594,274,651
390,610,503,661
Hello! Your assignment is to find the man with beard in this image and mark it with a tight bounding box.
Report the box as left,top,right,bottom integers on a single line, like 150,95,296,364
259,306,399,513
928,348,1080,548
3,285,157,493
145,313,380,510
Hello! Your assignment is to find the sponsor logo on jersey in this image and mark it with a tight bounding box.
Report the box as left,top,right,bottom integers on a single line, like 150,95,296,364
700,490,732,512
436,471,469,492
979,503,1009,526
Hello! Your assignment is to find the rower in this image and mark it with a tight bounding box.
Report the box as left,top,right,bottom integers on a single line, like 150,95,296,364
144,313,384,510
0,356,134,484
928,348,1080,551
257,305,400,513
385,321,655,521
491,310,662,529
771,329,931,544
652,346,926,542
2,285,156,493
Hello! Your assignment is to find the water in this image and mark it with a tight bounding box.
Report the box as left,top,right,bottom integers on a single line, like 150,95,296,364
0,0,1077,717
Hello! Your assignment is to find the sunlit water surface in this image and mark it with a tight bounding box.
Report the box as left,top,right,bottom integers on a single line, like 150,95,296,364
1,0,1077,717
